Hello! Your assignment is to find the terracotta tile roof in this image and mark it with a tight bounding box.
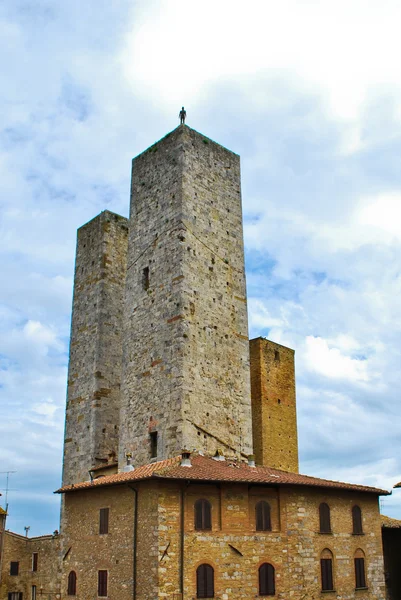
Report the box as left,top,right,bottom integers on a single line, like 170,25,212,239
56,454,390,496
381,514,401,528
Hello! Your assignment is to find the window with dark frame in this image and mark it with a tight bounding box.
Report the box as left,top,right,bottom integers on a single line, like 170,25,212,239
31,585,36,600
259,562,275,596
150,431,158,458
194,499,212,531
99,507,109,535
67,571,77,596
256,500,272,531
8,593,22,600
355,555,367,589
319,502,331,533
352,505,363,534
32,553,38,572
196,564,214,598
10,561,19,576
98,570,108,597
320,550,334,591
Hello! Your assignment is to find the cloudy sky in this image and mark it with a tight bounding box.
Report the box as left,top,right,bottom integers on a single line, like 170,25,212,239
1,0,401,535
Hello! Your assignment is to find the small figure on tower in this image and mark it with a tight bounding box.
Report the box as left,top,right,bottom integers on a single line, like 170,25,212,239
179,106,186,124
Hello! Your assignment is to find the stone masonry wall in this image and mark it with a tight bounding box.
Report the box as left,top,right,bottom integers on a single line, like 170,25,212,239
250,337,299,472
0,532,60,600
63,210,128,486
60,479,385,600
119,125,252,468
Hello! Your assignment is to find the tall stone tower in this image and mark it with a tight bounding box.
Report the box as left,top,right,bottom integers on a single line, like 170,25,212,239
62,211,128,486
250,337,299,472
119,125,253,467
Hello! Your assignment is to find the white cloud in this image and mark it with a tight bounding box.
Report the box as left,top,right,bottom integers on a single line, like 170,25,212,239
304,336,370,382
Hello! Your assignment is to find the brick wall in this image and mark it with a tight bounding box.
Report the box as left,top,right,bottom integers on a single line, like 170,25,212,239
250,337,299,472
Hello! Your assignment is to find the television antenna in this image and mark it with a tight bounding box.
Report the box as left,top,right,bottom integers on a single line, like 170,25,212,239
0,471,17,509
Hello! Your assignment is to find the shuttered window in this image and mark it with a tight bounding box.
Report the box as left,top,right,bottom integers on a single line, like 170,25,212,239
256,501,272,531
98,570,108,597
319,503,331,533
258,563,275,595
99,508,109,535
32,553,38,572
355,556,367,588
67,571,77,596
31,586,36,600
8,593,22,600
352,506,363,534
196,564,214,598
10,562,19,576
320,558,334,591
194,499,212,531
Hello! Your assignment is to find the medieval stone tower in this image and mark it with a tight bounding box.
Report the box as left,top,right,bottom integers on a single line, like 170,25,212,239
62,124,298,487
119,125,253,467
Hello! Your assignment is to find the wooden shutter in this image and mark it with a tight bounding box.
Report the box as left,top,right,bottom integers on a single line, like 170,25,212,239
67,571,77,596
98,570,108,597
32,553,38,572
256,501,271,531
195,500,211,531
319,503,331,533
196,564,214,598
259,563,275,596
352,506,363,534
320,558,333,591
355,558,366,588
99,508,109,534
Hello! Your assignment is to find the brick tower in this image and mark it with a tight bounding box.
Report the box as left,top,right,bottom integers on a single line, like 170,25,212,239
250,337,299,472
62,211,128,486
119,125,253,467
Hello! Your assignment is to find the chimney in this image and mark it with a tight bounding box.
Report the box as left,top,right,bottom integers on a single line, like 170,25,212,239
247,454,256,468
212,449,225,462
180,450,192,467
122,453,135,472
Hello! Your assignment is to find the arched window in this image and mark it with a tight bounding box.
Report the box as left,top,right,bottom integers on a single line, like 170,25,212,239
259,563,275,596
194,499,212,531
196,564,214,598
352,505,363,534
67,571,77,596
256,501,272,531
319,503,331,533
354,549,367,589
320,549,334,591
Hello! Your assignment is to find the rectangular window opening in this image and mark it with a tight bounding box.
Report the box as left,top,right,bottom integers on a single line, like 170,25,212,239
150,431,158,459
142,266,150,291
31,585,36,600
98,570,108,597
99,507,109,535
10,562,19,576
32,553,38,572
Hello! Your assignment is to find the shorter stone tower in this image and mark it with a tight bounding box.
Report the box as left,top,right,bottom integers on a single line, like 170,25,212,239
62,211,128,486
250,337,299,472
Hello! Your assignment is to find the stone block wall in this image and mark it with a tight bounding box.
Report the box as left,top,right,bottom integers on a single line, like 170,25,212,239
62,210,128,486
59,479,385,600
119,126,252,468
250,337,299,472
0,532,60,600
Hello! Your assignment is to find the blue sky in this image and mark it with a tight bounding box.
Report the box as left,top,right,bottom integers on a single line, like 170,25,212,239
1,0,401,535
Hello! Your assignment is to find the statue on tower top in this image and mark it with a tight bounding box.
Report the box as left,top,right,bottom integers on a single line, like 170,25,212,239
179,106,186,125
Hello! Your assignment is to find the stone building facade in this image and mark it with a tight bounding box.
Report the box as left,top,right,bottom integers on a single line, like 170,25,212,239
0,530,60,600
1,124,394,599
